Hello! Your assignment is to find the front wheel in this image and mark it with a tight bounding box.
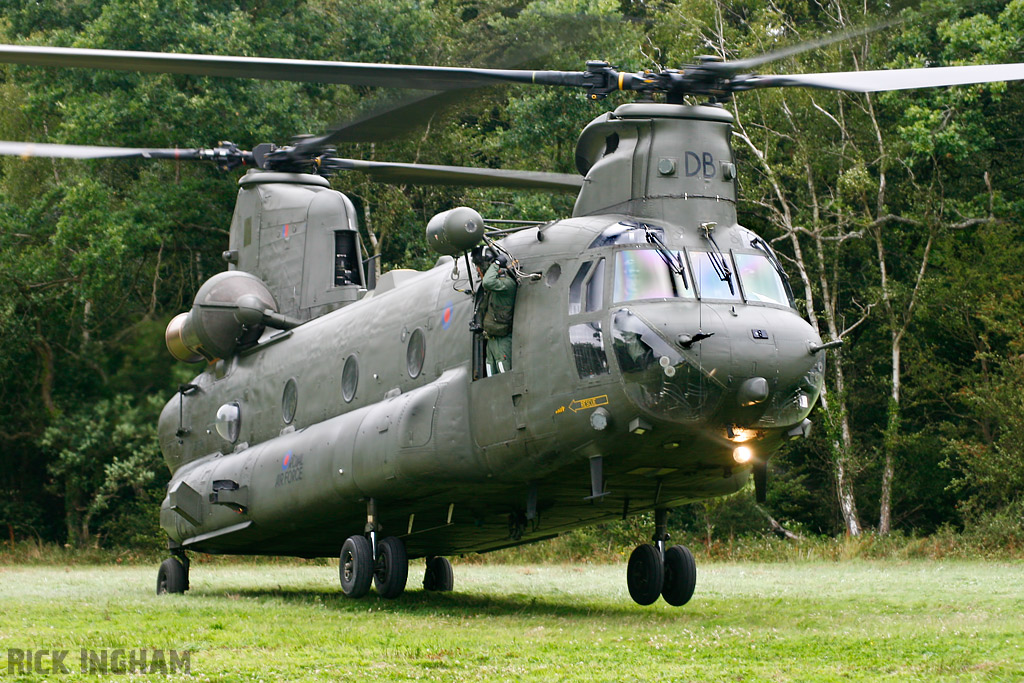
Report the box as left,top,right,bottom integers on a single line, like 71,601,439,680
339,535,373,598
626,544,663,606
661,545,696,606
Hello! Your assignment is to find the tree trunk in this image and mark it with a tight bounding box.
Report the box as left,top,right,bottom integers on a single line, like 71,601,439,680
878,340,901,535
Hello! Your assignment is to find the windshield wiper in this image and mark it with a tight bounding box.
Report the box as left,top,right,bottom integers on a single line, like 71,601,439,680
699,222,734,295
644,225,689,291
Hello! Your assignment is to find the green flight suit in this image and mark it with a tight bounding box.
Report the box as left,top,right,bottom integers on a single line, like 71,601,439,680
481,262,517,373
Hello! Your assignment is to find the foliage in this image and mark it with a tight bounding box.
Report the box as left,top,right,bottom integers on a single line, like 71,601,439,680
1,0,1023,551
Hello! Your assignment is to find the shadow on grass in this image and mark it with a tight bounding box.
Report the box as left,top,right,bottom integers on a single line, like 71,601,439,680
187,584,668,619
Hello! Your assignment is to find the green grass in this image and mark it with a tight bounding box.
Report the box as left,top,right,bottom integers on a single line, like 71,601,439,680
1,560,1021,681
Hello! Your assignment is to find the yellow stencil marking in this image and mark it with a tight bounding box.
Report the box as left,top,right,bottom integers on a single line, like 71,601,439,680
569,395,609,413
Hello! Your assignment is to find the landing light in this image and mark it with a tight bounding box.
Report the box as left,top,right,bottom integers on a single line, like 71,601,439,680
732,446,754,465
728,426,757,443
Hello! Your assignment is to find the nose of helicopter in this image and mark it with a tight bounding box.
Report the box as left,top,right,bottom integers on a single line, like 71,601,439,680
611,303,824,429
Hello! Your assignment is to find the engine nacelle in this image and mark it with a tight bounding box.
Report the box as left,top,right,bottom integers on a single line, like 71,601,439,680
165,271,278,362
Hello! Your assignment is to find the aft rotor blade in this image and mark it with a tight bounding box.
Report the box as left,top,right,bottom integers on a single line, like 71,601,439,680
304,90,475,151
0,141,254,169
745,62,1024,92
336,158,583,192
0,140,201,160
0,44,586,90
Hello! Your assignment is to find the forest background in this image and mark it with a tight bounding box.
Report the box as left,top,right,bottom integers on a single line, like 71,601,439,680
0,0,1021,558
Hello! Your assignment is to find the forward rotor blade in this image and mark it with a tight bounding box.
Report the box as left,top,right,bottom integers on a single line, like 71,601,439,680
336,158,583,192
0,44,583,90
704,17,900,77
745,62,1024,93
0,140,201,160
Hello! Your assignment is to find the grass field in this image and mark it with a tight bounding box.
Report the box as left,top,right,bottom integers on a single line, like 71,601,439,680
1,560,1021,681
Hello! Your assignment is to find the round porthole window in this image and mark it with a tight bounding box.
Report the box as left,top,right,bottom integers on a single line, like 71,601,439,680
282,378,298,424
407,328,426,379
215,402,241,443
342,355,358,402
545,263,561,286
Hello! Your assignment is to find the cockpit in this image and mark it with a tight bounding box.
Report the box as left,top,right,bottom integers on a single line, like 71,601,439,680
565,221,819,429
586,222,794,308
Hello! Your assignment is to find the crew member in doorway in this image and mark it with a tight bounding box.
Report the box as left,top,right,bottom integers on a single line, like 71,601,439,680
473,247,518,374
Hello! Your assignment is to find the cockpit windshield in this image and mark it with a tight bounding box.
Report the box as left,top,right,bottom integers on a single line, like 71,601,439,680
613,249,692,302
735,252,790,306
608,246,794,308
691,250,740,300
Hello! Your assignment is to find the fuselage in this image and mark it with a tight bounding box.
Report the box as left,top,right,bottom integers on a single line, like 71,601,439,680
158,210,823,558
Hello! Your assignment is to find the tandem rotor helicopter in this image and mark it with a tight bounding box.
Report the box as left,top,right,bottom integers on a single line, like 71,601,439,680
1,26,1022,607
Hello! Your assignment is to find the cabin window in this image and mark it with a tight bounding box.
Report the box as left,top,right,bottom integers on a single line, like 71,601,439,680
407,328,426,379
215,402,241,443
281,378,298,424
569,322,609,379
735,252,789,306
613,249,691,302
342,355,358,402
691,250,740,300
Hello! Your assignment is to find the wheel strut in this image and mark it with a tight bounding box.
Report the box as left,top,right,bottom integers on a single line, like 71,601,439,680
653,508,670,557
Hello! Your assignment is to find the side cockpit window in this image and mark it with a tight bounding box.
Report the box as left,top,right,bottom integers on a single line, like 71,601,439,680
569,322,608,378
567,260,610,380
568,261,591,315
568,258,606,314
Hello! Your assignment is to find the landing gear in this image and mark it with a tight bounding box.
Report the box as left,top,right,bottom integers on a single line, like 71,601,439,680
626,544,663,605
661,545,696,606
373,536,409,599
423,556,454,592
626,509,697,607
339,535,373,598
339,534,410,599
156,552,189,595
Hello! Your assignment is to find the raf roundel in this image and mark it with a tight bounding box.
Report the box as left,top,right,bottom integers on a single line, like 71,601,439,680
441,302,454,330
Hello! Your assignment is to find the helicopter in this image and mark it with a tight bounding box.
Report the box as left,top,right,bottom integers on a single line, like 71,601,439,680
0,34,1022,608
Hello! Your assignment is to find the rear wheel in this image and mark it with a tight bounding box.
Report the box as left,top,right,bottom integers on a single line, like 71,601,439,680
156,557,188,595
423,556,454,592
373,536,409,599
661,545,696,606
626,544,663,606
339,535,373,598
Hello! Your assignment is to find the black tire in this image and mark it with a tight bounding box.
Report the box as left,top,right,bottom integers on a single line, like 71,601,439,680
662,545,697,606
423,556,454,592
339,535,374,598
373,536,409,599
626,544,664,606
156,557,187,595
